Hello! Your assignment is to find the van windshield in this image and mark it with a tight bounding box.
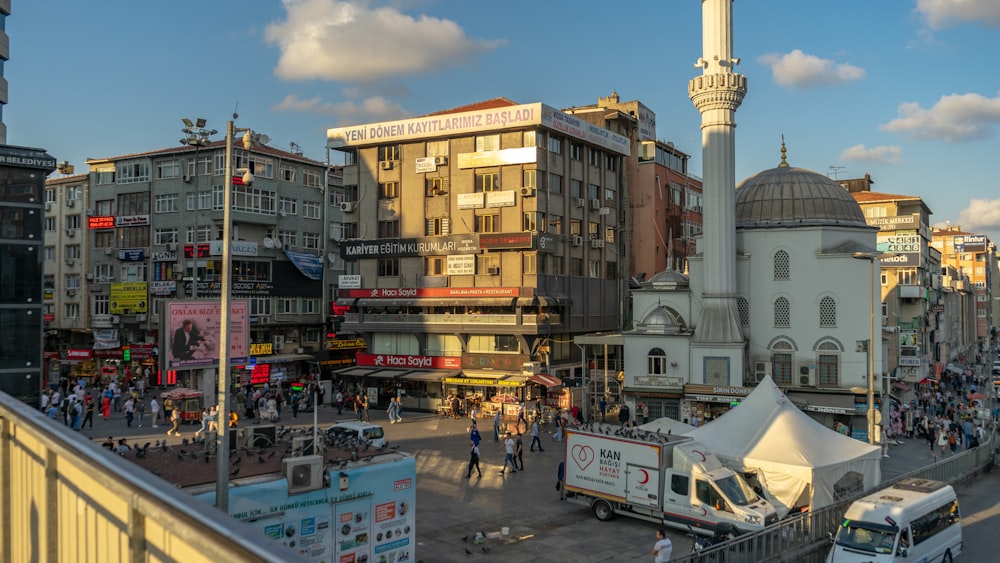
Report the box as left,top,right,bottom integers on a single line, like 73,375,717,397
715,475,760,506
835,521,898,554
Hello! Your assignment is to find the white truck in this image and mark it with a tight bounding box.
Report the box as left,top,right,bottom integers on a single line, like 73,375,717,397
562,426,778,535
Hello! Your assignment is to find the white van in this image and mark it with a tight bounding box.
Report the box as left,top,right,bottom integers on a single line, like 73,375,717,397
827,478,961,563
325,421,386,448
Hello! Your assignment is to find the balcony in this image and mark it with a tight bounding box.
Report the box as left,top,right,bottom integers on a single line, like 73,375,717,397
898,284,923,300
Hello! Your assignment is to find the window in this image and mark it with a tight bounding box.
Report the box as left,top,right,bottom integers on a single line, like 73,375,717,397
523,131,542,147
377,144,400,161
426,217,450,236
548,173,563,194
95,232,115,249
605,187,616,202
588,222,600,240
426,140,449,157
523,212,545,232
303,232,320,249
570,219,582,236
897,269,918,285
378,258,399,277
547,135,563,154
97,171,115,184
523,170,538,190
737,297,750,326
277,230,297,248
229,150,273,179
548,215,563,235
187,154,213,177
156,160,181,179
427,177,445,196
774,297,790,328
475,134,500,152
819,296,837,327
589,148,601,167
605,154,619,171
248,298,271,316
303,169,321,188
280,166,296,182
911,500,960,546
378,220,399,238
589,184,600,199
277,298,298,315
66,215,81,229
92,295,110,316
570,143,583,161
302,201,320,219
571,258,583,276
523,253,537,275
477,254,499,274
589,260,601,278
880,272,888,285
475,214,500,233
425,256,445,276
229,184,276,215
648,347,667,375
468,334,519,353
475,172,500,192
65,303,80,318
65,274,81,289
44,246,54,261
116,160,151,184
774,250,789,280
119,263,148,282
117,226,150,248
571,179,583,198
818,354,839,386
154,228,178,245
772,353,792,385
233,261,270,281
671,474,689,496
65,245,81,260
187,191,214,211
378,182,399,200
45,189,56,203
278,197,298,215
155,194,179,213
45,217,56,231
605,226,615,243
117,192,149,215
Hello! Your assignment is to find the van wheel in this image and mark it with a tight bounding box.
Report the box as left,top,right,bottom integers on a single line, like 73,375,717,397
592,499,614,521
942,551,952,563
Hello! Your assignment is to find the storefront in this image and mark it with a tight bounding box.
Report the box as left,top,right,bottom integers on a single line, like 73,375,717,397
443,372,526,418
786,390,870,442
315,338,367,380
334,353,462,409
682,383,752,425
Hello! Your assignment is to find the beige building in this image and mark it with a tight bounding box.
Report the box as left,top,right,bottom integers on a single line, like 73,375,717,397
931,225,996,362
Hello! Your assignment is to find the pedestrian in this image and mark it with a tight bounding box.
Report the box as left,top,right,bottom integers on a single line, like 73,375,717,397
493,410,502,442
361,395,370,422
499,433,517,474
354,395,363,421
618,403,631,428
83,395,95,429
335,389,344,415
291,390,300,419
167,408,181,437
517,402,528,434
124,396,135,427
194,408,209,440
553,413,565,443
71,398,83,431
947,429,958,453
235,389,246,420
150,397,160,428
466,440,482,478
530,418,544,451
387,397,397,424
162,395,173,422
135,398,145,427
599,396,608,421
937,428,948,456
514,433,524,470
555,461,564,491
470,421,482,447
111,381,122,413
652,529,673,563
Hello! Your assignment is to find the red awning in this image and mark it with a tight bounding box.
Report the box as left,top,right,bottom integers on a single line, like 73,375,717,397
530,373,562,388
891,381,912,391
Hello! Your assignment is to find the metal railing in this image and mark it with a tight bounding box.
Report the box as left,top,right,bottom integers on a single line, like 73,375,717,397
669,428,994,563
0,391,304,562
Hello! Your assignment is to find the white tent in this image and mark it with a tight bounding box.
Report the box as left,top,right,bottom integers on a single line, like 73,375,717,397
638,416,696,436
686,375,881,518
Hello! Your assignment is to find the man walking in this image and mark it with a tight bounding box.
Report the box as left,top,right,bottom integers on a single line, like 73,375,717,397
335,389,344,415
652,529,672,562
514,433,524,470
599,396,608,422
150,397,160,428
124,395,135,428
465,440,482,478
618,402,631,428
530,419,544,452
499,433,517,474
493,410,502,442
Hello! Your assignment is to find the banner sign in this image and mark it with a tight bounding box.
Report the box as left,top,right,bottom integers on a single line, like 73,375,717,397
166,301,248,370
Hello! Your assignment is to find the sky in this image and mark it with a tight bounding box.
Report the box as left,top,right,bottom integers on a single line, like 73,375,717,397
6,0,1000,240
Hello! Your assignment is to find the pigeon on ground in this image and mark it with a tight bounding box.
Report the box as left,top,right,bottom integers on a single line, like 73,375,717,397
462,535,469,542
464,548,472,555
230,468,240,476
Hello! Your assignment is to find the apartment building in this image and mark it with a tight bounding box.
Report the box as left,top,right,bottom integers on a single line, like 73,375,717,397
931,225,997,362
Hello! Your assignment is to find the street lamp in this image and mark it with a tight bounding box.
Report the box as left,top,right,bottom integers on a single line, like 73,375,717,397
852,251,896,445
180,118,216,299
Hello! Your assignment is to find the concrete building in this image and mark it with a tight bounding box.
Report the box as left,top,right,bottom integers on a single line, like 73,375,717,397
325,98,630,402
931,226,997,362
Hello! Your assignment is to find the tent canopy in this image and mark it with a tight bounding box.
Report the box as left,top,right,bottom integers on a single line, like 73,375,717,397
685,375,881,518
638,416,696,436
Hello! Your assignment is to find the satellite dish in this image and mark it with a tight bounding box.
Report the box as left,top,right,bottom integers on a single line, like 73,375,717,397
263,237,274,249
257,134,270,145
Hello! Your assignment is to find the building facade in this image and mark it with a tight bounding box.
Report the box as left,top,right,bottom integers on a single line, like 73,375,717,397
931,226,996,363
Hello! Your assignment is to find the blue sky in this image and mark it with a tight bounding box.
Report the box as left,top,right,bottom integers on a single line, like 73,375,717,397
7,0,1000,239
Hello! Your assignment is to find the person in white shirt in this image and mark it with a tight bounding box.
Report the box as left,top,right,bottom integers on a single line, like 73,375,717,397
652,529,672,562
150,397,160,428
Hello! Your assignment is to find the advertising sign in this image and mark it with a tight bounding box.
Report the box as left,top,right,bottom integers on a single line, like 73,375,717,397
338,287,520,299
480,232,533,250
867,213,918,231
356,353,461,370
876,234,920,254
338,274,362,289
953,234,987,252
88,215,115,229
414,157,437,173
447,255,475,275
114,215,150,227
209,240,259,257
340,234,480,259
110,282,148,314
485,190,516,208
166,301,249,370
117,248,145,261
456,147,537,169
457,192,484,210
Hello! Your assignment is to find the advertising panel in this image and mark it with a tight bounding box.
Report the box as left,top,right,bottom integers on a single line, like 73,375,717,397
447,255,475,275
338,287,521,299
356,353,461,370
166,301,248,370
876,234,920,254
338,275,362,289
340,234,480,259
110,282,148,314
456,146,537,169
953,233,987,252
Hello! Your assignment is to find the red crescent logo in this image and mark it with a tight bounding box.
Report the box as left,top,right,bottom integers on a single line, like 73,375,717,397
638,469,649,484
691,449,707,462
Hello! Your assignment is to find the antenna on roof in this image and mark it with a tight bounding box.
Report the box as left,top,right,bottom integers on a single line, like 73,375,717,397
828,165,845,179
232,102,239,120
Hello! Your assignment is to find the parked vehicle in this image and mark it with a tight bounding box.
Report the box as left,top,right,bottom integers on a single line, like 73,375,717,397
827,477,961,563
325,421,386,448
561,425,778,535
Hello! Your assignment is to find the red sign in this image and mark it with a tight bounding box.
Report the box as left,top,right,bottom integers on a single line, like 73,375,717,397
338,287,521,299
64,349,92,360
88,215,116,229
479,232,532,249
248,363,271,385
183,243,211,258
356,353,461,370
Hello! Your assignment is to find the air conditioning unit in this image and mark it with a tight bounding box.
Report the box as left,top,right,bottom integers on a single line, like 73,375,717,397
340,201,355,213
150,314,159,323
521,187,536,197
111,315,120,324
273,335,286,351
66,289,77,297
590,199,601,210
65,257,76,266
45,202,52,211
103,248,113,255
753,361,771,383
295,347,304,354
66,199,75,208
182,174,192,183
433,155,448,166
85,273,94,281
291,436,318,458
522,361,542,375
379,161,393,171
257,316,271,325
590,239,605,249
85,208,94,216
283,455,324,495
167,242,178,251
574,198,586,208
799,366,816,387
486,266,500,275
136,314,146,322
598,207,610,216
65,228,76,237
572,235,583,247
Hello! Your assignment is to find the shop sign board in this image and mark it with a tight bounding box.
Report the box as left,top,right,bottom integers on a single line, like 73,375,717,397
338,287,520,299
165,300,248,370
110,282,148,314
327,339,367,350
356,353,460,370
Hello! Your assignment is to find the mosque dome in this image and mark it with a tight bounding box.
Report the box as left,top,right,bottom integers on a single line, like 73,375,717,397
645,269,689,288
735,142,868,229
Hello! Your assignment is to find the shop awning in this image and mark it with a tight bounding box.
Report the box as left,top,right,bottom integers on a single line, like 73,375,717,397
366,369,410,379
945,363,963,375
253,353,314,365
400,370,456,382
504,375,531,385
786,391,857,415
332,366,409,379
357,299,417,308
334,366,373,377
334,298,357,307
445,371,523,386
460,370,510,380
530,373,563,388
517,295,570,307
892,381,913,391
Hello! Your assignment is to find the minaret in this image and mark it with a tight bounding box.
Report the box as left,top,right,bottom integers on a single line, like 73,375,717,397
688,0,747,381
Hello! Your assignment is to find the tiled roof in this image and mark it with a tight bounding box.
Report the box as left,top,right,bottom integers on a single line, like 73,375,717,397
851,191,921,203
423,97,519,117
85,140,325,166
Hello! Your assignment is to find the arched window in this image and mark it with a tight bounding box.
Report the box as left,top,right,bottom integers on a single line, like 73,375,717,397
737,297,750,326
770,339,795,386
774,297,790,328
648,347,667,376
819,296,837,327
774,250,790,281
816,339,842,387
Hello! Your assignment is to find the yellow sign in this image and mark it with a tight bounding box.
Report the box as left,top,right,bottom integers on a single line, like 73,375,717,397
443,377,524,387
327,338,367,350
249,342,273,356
109,282,148,314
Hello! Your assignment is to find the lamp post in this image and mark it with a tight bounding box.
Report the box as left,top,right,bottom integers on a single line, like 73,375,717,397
180,118,216,299
852,251,897,445
216,116,255,510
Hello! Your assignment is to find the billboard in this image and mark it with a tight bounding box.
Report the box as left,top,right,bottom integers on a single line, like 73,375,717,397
166,301,249,370
110,282,148,314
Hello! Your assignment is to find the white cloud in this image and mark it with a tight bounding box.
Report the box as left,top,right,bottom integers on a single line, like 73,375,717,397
880,92,1000,142
266,0,505,82
757,50,865,88
272,94,410,125
916,0,1000,29
839,144,903,164
957,198,1000,236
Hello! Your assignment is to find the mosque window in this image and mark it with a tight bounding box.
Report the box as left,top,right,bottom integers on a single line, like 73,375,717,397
771,353,792,385
737,297,750,326
773,250,790,280
818,354,839,386
819,296,837,327
648,348,667,376
774,297,790,328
